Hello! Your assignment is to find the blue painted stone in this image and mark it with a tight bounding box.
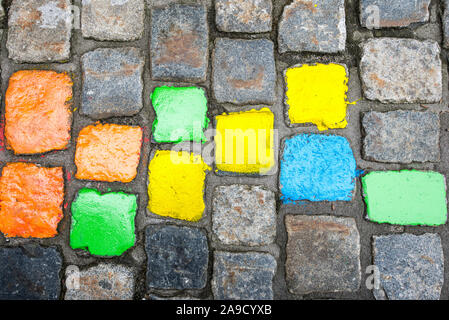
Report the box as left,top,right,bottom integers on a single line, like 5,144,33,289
0,245,62,300
280,134,357,203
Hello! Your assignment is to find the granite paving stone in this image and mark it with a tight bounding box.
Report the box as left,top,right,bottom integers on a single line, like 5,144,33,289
278,0,346,53
362,111,440,163
360,0,431,29
81,0,145,41
81,47,144,119
212,38,276,104
212,251,276,300
151,4,208,82
444,0,449,48
215,0,272,33
212,185,276,246
145,225,209,290
285,215,361,294
360,38,442,103
65,264,136,300
0,245,62,300
7,0,72,63
373,233,444,300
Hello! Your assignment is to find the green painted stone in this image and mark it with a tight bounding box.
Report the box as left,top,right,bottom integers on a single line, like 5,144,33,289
151,86,209,143
362,170,447,226
70,188,137,256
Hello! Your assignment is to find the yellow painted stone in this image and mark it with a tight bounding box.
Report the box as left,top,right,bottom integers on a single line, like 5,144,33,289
215,108,275,174
148,150,211,222
285,63,351,131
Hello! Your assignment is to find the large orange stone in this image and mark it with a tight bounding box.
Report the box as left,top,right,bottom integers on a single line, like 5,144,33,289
0,162,64,238
75,123,143,183
5,70,73,154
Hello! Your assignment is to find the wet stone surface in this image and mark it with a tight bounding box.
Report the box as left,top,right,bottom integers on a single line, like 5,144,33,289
278,0,346,53
65,264,136,300
215,0,272,33
373,233,444,300
360,38,442,103
212,251,276,300
81,47,144,119
360,0,431,29
0,245,62,300
151,4,209,82
212,38,276,104
81,0,145,41
285,215,361,294
145,225,209,290
7,0,72,63
212,185,276,246
362,111,440,163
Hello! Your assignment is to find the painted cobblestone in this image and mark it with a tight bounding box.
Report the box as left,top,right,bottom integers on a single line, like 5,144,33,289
362,111,440,163
151,4,208,82
81,48,144,119
212,251,276,300
81,0,145,41
373,234,444,300
65,264,136,300
285,215,361,294
1,0,449,301
278,0,346,53
360,38,442,103
145,225,209,290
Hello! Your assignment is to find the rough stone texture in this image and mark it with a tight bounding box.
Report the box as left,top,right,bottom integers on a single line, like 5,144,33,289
444,0,449,48
215,0,272,33
360,0,431,29
278,0,346,53
285,215,361,294
212,251,276,300
145,225,209,290
212,185,276,246
212,38,276,104
81,47,144,119
151,4,208,82
362,111,440,163
0,246,62,300
360,38,442,103
7,0,72,63
148,0,211,7
82,0,145,41
373,233,444,300
0,2,4,20
65,264,135,300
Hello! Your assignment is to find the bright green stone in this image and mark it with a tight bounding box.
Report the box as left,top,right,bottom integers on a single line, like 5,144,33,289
362,170,447,226
70,188,137,256
151,86,209,143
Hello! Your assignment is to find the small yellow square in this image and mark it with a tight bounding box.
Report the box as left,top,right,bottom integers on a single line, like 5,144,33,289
285,63,350,131
215,108,275,174
148,150,210,222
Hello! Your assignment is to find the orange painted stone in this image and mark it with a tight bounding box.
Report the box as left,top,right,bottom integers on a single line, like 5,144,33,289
5,70,73,154
75,123,143,183
0,162,64,238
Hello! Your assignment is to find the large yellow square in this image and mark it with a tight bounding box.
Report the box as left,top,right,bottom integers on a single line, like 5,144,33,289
148,150,210,222
215,108,275,174
285,63,350,131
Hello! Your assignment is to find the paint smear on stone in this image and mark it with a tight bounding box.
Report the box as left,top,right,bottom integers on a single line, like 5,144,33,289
70,188,137,256
5,70,72,154
280,134,357,203
148,150,210,222
0,162,64,238
151,86,209,143
215,108,275,174
75,123,142,183
362,170,447,226
285,63,351,131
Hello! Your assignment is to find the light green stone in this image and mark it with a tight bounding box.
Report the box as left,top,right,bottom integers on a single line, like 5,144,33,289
362,170,447,226
151,86,209,143
70,188,137,256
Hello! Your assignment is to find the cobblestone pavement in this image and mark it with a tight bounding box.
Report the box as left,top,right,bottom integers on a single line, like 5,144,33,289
1,0,449,301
